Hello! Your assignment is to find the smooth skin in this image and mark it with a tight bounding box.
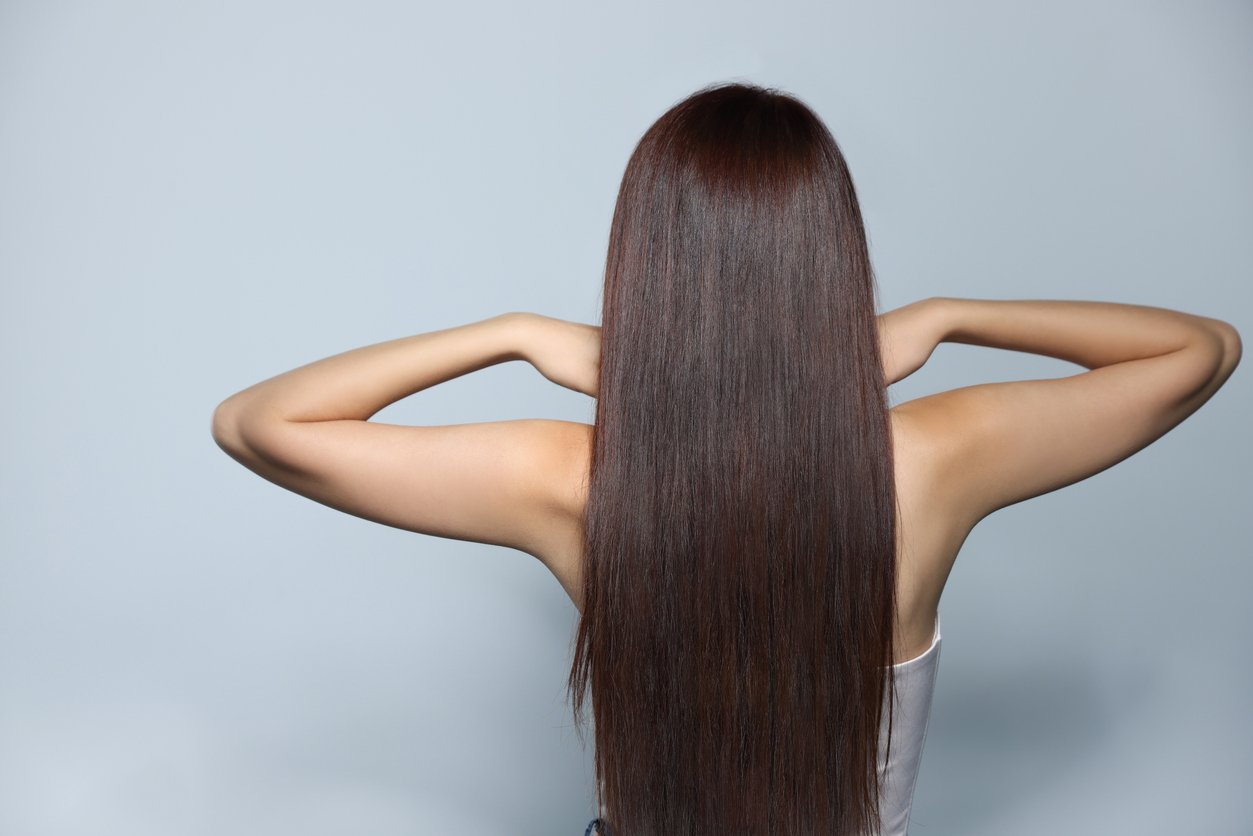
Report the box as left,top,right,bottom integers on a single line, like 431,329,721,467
211,298,1241,663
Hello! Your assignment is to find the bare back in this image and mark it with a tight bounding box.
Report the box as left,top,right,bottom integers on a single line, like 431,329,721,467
539,404,970,666
537,306,1240,665
212,300,1238,671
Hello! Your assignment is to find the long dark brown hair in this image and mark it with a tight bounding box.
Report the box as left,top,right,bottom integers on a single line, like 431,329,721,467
567,81,898,836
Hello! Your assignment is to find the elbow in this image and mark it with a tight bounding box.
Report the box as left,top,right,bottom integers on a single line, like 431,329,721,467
211,396,256,453
1181,320,1242,408
1218,321,1242,375
1205,319,1242,384
211,399,296,472
211,401,241,452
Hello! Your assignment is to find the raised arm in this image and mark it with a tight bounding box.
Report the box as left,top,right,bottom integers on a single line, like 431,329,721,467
897,297,1242,531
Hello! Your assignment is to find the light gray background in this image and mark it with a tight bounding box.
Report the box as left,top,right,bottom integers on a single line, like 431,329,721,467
2,2,1249,834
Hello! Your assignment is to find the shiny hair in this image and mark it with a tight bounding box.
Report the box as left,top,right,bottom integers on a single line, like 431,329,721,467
567,81,898,835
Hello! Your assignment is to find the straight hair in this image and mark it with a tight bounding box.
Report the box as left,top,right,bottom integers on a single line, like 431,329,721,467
567,81,899,836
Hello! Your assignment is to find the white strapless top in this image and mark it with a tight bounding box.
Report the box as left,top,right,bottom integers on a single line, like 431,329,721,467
875,610,943,835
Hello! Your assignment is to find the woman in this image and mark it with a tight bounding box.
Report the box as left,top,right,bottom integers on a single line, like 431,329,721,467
210,83,1242,835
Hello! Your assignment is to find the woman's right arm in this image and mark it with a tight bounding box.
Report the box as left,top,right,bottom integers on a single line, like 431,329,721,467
899,297,1242,530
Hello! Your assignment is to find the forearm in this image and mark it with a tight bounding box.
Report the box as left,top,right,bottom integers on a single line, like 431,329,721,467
932,297,1235,370
214,312,531,429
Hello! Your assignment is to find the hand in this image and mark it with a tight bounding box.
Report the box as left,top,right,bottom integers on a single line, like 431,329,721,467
515,312,601,397
877,298,947,385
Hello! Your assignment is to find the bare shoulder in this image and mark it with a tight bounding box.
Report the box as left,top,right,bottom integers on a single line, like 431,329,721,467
892,339,1234,535
890,394,982,534
888,400,981,632
529,419,593,605
543,418,594,518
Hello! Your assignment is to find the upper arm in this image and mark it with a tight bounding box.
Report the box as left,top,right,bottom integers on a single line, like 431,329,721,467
212,414,589,562
899,332,1237,529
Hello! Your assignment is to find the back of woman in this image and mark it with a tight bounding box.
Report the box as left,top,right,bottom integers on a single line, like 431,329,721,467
212,81,1242,836
563,83,1241,836
566,83,1232,836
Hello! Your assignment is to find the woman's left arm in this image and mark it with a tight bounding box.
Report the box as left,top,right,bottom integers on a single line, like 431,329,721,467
210,312,589,562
